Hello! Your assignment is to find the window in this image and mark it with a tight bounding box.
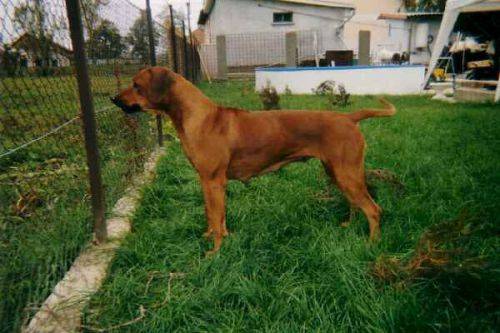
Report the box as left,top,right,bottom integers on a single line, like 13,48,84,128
273,12,293,24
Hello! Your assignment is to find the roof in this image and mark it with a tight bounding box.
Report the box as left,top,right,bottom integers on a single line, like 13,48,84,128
10,33,73,56
277,0,354,8
378,12,443,21
198,0,355,24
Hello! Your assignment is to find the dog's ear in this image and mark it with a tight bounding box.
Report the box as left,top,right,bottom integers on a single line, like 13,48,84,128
149,67,172,104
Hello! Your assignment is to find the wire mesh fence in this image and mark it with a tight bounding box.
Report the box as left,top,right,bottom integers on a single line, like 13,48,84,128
226,31,287,71
197,29,345,78
196,22,418,80
0,0,199,331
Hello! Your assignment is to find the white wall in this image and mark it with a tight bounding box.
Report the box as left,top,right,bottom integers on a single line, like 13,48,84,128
372,18,442,65
382,20,410,54
255,65,425,95
203,0,352,51
407,20,442,65
343,0,402,54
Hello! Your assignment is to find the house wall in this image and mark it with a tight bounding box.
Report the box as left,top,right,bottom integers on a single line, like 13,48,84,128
202,0,353,51
384,20,409,54
23,53,71,68
359,17,441,65
407,19,442,65
342,0,441,66
343,0,402,55
14,47,71,68
382,18,442,65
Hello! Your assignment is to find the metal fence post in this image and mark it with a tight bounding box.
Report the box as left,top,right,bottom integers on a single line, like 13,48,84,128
181,20,189,79
187,1,196,82
358,30,371,66
64,0,106,243
285,32,298,67
216,35,227,80
169,5,179,73
145,0,163,146
495,72,500,103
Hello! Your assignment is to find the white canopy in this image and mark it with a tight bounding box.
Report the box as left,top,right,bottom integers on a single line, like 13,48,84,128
422,0,500,101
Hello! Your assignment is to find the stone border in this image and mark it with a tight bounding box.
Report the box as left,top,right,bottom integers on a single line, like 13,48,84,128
23,147,166,333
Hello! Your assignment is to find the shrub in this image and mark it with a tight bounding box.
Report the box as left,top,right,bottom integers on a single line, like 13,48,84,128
259,80,280,110
312,80,351,107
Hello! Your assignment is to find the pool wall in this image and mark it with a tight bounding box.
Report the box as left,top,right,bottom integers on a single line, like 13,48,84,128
255,65,426,95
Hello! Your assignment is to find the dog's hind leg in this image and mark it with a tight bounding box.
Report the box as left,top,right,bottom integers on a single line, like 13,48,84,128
337,167,380,240
322,145,381,240
201,176,227,255
221,217,229,237
322,162,357,228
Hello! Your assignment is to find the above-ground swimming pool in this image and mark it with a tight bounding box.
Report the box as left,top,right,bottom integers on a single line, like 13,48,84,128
255,65,426,95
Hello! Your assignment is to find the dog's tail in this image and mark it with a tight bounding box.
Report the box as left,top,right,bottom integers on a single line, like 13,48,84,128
347,98,396,123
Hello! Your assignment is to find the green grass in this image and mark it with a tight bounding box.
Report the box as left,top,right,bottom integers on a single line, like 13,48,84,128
86,81,497,331
0,69,155,333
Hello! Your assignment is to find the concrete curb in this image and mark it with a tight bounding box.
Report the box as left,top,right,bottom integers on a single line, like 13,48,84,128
23,147,166,333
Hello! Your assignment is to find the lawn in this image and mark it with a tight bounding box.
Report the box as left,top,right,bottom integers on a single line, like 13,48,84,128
0,70,155,333
78,81,499,332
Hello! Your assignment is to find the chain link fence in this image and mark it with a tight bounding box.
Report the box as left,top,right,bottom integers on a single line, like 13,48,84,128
0,0,199,331
196,23,420,80
198,29,345,78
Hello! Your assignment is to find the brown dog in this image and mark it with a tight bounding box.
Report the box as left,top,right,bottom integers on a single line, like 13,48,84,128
112,67,396,255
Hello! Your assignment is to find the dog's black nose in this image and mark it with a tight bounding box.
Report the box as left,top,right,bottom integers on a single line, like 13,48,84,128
110,96,119,105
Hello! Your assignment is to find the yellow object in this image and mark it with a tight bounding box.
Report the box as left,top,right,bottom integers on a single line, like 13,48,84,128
433,68,446,81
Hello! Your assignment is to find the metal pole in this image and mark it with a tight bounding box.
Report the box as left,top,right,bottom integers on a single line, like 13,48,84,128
187,1,196,82
495,72,500,103
216,35,227,79
64,0,106,243
169,5,179,73
407,22,412,64
145,1,163,146
181,20,189,79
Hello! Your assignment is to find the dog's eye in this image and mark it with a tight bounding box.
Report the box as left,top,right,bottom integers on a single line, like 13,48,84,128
133,82,139,89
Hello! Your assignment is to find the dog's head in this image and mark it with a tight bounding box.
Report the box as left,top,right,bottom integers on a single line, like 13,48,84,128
111,67,173,114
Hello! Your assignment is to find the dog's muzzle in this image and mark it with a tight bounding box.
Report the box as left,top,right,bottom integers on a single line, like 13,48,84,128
111,96,142,114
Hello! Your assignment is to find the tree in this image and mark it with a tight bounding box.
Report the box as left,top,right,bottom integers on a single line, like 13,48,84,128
86,20,125,60
126,11,158,64
403,0,446,12
418,0,446,12
1,45,20,76
80,0,108,42
13,0,62,75
158,5,186,24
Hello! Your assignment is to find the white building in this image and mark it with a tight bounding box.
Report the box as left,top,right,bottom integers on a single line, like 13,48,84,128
342,0,403,55
378,12,443,65
197,0,356,70
196,0,444,77
198,0,355,47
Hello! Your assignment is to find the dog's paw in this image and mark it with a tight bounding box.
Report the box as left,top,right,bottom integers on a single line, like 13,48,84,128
205,249,219,257
203,229,214,239
369,230,381,243
340,221,351,228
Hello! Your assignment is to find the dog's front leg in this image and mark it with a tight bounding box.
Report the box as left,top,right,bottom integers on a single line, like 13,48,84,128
201,177,227,256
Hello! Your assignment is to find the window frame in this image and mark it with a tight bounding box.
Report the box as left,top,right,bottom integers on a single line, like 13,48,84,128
272,12,294,25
